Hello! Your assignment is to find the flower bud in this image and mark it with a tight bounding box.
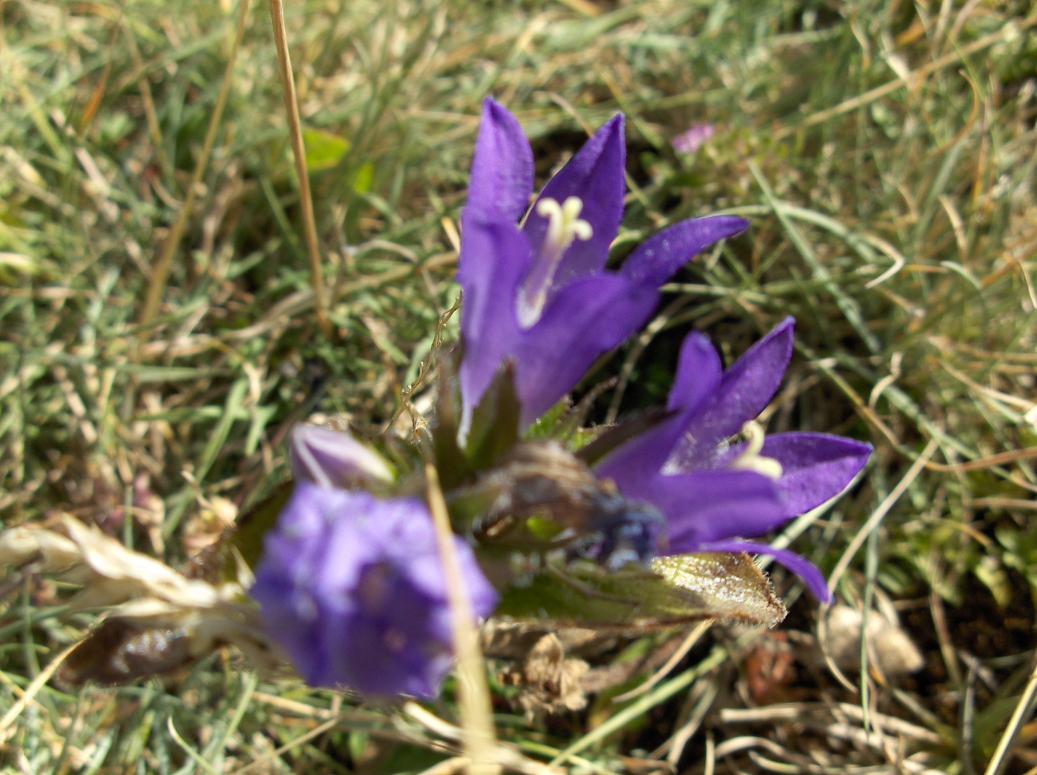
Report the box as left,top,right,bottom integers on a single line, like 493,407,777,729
290,425,392,489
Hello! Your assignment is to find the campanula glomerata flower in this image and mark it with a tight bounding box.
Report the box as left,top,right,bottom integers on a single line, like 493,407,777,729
458,99,749,432
595,318,872,602
251,483,498,697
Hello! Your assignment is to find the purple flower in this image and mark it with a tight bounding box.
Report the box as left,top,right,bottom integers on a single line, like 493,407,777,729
672,122,716,155
459,100,749,431
251,483,499,697
595,319,872,602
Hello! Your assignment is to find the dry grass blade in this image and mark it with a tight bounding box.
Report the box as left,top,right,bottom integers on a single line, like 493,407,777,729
137,0,252,337
0,642,78,736
983,654,1037,775
776,14,1037,137
267,0,332,340
403,704,560,775
828,439,938,590
612,619,713,702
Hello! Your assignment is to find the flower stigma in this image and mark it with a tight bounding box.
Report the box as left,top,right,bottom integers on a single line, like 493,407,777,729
517,196,593,327
730,421,783,480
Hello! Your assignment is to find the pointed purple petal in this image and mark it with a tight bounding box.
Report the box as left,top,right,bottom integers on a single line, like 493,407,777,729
667,332,723,414
693,540,832,603
712,317,795,433
645,470,786,547
593,411,684,490
596,333,722,487
467,99,534,222
458,215,530,422
762,432,872,515
675,319,795,465
621,216,750,288
513,273,657,427
523,114,626,283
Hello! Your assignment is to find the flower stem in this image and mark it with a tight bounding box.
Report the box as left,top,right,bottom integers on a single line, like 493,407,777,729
267,0,332,341
425,463,500,775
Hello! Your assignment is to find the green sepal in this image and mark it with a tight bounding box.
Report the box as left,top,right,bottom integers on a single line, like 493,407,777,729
526,375,619,445
444,484,501,534
525,516,565,541
465,362,521,470
495,554,786,630
431,354,473,491
222,480,293,579
524,399,570,441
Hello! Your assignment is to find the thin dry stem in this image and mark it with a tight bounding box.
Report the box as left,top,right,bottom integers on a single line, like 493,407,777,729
0,641,77,736
425,463,500,775
983,653,1037,775
138,0,252,338
267,0,332,340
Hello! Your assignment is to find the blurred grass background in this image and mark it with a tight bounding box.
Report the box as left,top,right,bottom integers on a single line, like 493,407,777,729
2,0,1036,772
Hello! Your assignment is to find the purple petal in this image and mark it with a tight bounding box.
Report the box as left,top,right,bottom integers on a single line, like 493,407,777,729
676,318,795,463
523,114,626,284
648,470,787,547
513,273,657,427
458,216,530,424
621,216,750,288
762,433,872,515
408,548,501,623
596,333,722,487
467,99,534,222
667,332,723,414
693,540,832,603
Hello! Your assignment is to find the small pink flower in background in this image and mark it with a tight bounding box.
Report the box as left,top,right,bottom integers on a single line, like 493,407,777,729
672,122,716,155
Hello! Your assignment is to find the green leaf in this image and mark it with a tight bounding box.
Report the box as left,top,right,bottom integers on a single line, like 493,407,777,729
974,554,1011,608
351,161,375,193
225,481,293,576
347,731,370,764
973,695,1025,763
495,554,786,629
303,128,350,172
465,363,521,470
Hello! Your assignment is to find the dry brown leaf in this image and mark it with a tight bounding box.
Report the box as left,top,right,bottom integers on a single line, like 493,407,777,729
0,516,279,685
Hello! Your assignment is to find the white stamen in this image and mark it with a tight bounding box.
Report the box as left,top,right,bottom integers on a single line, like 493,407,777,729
517,196,593,327
731,421,784,480
538,197,593,247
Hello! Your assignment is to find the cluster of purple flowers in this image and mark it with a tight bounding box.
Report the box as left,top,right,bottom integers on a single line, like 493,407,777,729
459,101,869,599
250,100,871,698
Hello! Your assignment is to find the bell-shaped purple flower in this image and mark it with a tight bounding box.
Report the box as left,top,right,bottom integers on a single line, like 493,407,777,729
595,318,872,602
459,99,749,432
251,483,499,697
